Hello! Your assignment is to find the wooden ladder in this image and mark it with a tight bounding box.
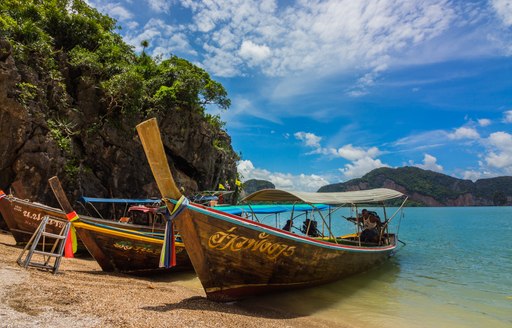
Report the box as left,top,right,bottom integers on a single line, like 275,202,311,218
17,215,71,274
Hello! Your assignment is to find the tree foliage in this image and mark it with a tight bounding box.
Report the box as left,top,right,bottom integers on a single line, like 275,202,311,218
1,0,231,122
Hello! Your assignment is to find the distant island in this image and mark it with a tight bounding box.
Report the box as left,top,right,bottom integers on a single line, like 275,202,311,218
241,179,276,197
243,167,512,206
318,167,512,206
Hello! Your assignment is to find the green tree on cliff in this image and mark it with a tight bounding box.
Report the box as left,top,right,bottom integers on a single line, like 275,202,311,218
0,0,230,120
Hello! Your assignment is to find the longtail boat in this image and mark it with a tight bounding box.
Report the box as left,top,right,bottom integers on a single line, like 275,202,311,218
0,189,192,273
0,190,160,246
0,191,87,248
136,118,408,301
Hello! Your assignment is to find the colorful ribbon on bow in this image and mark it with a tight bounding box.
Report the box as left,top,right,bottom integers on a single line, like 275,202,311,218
64,211,79,258
160,195,188,268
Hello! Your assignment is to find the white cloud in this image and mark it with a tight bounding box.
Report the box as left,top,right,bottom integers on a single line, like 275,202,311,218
478,118,491,127
86,1,134,22
237,159,256,178
447,127,480,140
461,169,494,181
123,19,196,56
339,158,388,180
146,0,171,13
89,0,512,101
294,132,322,148
394,130,448,149
396,124,512,179
413,154,443,172
239,40,271,65
178,0,461,81
484,131,512,172
237,160,330,191
328,144,388,180
460,131,512,180
293,132,388,180
503,110,512,123
346,64,388,97
335,144,381,161
491,0,512,26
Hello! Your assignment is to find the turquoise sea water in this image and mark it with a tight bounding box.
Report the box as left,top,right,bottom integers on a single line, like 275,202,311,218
175,207,512,327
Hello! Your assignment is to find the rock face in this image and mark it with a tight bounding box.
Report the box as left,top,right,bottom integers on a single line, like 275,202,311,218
318,167,512,206
0,39,238,207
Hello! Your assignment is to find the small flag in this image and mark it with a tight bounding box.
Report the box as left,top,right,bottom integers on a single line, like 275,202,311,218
218,183,225,190
235,179,241,187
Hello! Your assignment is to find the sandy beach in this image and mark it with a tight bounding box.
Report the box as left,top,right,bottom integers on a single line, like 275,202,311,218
0,231,351,328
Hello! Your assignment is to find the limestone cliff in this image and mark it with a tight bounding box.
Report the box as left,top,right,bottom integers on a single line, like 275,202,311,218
0,37,238,206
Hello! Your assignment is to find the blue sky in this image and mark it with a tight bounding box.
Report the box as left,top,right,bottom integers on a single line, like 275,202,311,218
87,0,512,191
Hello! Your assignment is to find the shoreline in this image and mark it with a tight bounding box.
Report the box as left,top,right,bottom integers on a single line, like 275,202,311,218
0,231,351,328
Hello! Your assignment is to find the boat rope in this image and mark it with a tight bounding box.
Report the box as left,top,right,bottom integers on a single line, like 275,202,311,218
160,195,189,268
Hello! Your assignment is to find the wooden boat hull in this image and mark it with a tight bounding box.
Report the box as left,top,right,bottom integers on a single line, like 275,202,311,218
73,219,191,273
0,195,87,250
173,202,396,301
0,194,192,274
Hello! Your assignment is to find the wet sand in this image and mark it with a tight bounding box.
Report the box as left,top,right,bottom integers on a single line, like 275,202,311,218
0,231,351,328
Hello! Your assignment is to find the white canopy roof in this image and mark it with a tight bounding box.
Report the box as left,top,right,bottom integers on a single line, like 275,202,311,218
242,188,404,205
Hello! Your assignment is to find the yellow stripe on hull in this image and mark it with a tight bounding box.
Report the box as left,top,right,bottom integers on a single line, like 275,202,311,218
73,221,184,247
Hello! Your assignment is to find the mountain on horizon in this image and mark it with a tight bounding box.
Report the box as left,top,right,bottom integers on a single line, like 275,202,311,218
318,167,512,206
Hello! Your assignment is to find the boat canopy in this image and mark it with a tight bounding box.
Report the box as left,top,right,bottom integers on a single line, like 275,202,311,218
78,196,161,204
214,204,329,216
241,188,404,205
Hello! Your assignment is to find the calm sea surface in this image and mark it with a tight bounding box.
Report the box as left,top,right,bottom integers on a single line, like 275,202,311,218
173,207,512,327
